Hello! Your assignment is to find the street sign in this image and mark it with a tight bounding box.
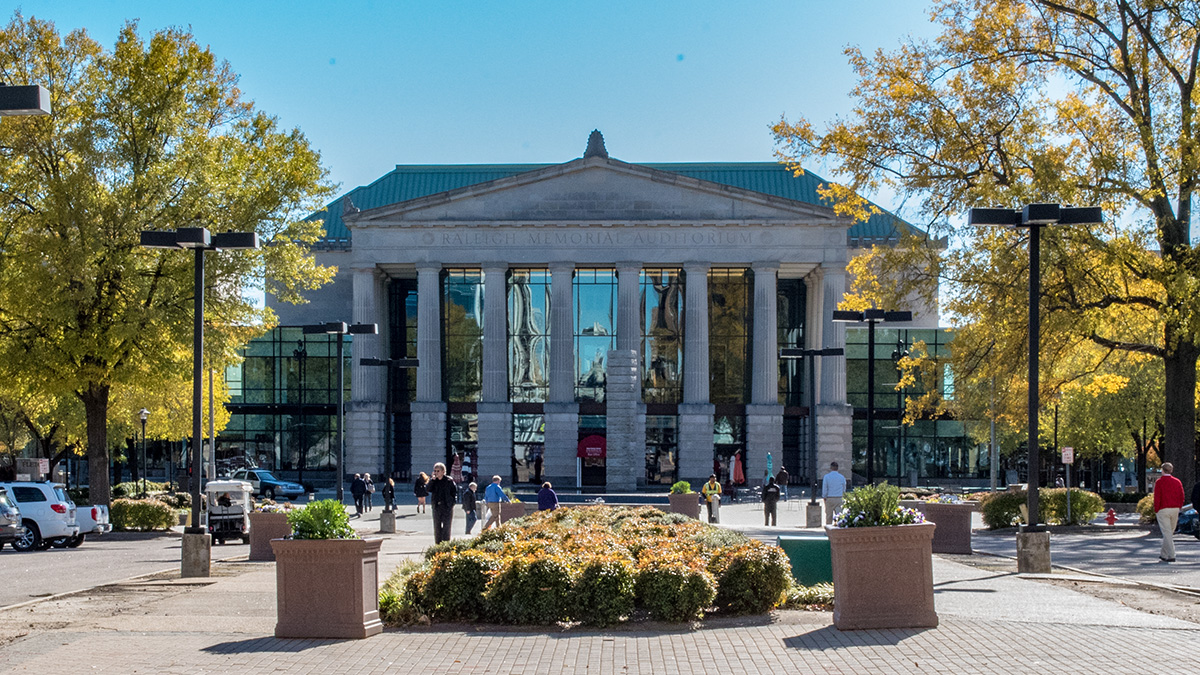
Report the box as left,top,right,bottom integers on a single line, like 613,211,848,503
1061,447,1074,465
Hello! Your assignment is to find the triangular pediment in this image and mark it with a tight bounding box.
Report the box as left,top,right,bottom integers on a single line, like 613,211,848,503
345,156,839,225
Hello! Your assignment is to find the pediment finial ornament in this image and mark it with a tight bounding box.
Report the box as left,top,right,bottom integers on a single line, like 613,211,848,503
584,129,608,159
342,196,359,215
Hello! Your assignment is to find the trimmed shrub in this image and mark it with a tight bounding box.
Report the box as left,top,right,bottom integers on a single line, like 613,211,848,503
112,480,170,498
978,490,1029,529
708,542,792,614
486,553,575,624
379,559,425,626
1041,488,1105,525
634,550,716,622
286,499,354,539
1102,491,1148,504
1136,494,1155,523
417,550,499,621
572,556,636,626
110,498,176,531
670,481,693,494
785,582,834,609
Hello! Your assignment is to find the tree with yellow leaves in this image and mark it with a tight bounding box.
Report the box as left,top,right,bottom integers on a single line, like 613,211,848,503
774,0,1200,488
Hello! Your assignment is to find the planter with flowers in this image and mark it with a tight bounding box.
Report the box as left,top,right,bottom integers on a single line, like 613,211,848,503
499,488,527,523
901,494,977,555
248,500,295,561
826,483,937,630
668,481,701,519
271,499,383,639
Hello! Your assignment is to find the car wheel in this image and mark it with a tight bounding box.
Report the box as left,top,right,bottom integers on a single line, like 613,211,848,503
13,521,41,552
241,535,250,545
65,534,85,548
264,487,275,500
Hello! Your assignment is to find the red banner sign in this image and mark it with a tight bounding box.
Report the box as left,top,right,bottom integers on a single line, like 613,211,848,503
577,434,607,459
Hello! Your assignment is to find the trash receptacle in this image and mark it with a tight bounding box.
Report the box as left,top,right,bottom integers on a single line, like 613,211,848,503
777,534,833,586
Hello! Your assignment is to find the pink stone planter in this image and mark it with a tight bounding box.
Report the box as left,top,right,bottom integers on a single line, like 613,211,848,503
668,493,701,519
918,502,976,555
826,522,938,630
248,512,291,561
271,538,383,639
499,502,527,524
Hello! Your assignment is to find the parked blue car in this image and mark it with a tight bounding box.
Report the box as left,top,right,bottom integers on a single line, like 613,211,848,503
229,469,304,501
1175,505,1200,538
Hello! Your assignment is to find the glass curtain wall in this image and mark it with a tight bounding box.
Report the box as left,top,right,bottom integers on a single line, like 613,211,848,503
640,268,683,403
512,414,545,484
777,278,808,484
573,269,617,402
508,269,550,402
645,415,678,485
442,269,483,402
708,268,753,404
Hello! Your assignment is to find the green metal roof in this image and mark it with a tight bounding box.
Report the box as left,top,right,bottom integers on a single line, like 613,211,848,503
310,161,919,247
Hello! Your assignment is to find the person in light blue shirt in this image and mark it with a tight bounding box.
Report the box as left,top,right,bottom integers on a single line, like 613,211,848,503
482,475,509,530
821,462,847,525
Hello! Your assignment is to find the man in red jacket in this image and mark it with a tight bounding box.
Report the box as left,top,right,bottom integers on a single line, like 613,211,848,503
1154,462,1186,562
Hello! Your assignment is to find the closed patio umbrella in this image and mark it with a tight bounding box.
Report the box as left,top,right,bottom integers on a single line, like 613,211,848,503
732,453,745,485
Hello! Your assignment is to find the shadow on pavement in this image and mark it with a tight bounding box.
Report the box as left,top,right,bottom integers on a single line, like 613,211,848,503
784,624,934,648
202,636,350,653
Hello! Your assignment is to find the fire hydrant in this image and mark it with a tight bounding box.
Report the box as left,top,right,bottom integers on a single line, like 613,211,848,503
1105,508,1118,526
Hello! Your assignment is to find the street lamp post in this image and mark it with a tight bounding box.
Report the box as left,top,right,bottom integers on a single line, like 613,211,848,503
141,227,259,578
779,347,845,503
138,409,149,497
832,309,912,484
968,203,1102,573
303,322,379,503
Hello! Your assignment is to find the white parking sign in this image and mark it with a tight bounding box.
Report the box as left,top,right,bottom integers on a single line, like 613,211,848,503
1061,447,1074,464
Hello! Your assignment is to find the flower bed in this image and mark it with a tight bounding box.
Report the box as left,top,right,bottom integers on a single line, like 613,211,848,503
380,505,792,626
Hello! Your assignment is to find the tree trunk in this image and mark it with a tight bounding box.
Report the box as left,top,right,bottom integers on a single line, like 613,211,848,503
1163,334,1197,492
79,383,112,507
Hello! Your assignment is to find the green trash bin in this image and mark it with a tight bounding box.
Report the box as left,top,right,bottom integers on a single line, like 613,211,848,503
777,534,833,586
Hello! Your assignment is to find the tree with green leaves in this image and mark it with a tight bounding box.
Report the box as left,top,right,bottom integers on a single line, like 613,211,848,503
0,15,335,504
774,0,1200,488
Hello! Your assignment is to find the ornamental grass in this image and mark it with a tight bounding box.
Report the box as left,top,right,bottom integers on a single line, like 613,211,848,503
386,505,792,626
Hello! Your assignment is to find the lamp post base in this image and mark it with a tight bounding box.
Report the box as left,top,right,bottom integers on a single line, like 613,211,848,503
807,502,824,528
379,511,396,533
181,532,212,578
1016,529,1051,574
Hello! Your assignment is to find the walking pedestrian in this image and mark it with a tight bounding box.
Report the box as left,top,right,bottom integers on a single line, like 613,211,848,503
776,467,790,501
350,473,366,517
763,476,781,526
364,473,375,512
1154,462,1185,562
701,474,722,523
821,462,847,525
382,477,396,512
428,462,456,544
537,482,559,511
414,472,428,514
462,481,479,534
482,475,509,530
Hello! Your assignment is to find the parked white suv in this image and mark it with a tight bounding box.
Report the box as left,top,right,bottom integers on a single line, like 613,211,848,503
0,482,79,551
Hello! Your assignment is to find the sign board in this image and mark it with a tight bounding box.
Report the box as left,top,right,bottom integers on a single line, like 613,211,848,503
576,434,607,459
16,458,45,480
1061,447,1074,465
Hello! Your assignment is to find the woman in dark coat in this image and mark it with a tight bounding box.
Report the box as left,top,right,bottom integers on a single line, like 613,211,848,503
382,478,396,512
414,472,429,514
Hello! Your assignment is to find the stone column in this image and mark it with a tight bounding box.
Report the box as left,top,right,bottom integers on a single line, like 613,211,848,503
346,265,387,477
410,262,446,476
616,262,641,354
477,263,512,482
746,262,782,485
605,349,641,491
678,262,714,486
543,262,578,485
816,264,853,483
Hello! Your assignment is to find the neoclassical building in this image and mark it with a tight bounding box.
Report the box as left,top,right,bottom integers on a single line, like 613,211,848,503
267,132,934,490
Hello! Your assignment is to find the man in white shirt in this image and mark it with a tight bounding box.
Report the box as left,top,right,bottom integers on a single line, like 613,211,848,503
821,462,847,525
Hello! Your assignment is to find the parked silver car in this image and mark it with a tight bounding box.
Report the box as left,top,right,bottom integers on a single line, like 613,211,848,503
0,487,26,550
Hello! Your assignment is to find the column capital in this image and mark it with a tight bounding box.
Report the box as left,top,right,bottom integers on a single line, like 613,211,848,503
751,260,781,273
548,261,575,273
683,261,710,272
415,261,442,273
616,261,641,272
480,261,508,273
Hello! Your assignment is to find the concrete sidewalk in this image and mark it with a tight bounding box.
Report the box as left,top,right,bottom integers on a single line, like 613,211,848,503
1,501,1198,673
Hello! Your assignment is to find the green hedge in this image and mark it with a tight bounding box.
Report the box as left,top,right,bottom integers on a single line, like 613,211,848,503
110,498,177,531
977,488,1106,529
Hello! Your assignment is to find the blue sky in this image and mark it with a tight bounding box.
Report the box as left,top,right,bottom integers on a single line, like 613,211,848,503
16,1,939,204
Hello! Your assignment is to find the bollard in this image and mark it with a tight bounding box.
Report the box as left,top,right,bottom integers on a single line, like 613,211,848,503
379,510,396,533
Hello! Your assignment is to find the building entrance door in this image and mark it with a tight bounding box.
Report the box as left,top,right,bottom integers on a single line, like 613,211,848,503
577,434,606,487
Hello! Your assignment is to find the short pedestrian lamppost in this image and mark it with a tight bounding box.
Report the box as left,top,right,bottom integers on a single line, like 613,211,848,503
968,203,1102,573
302,322,379,503
138,408,150,497
779,347,845,504
832,309,912,484
141,227,259,577
0,84,51,116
